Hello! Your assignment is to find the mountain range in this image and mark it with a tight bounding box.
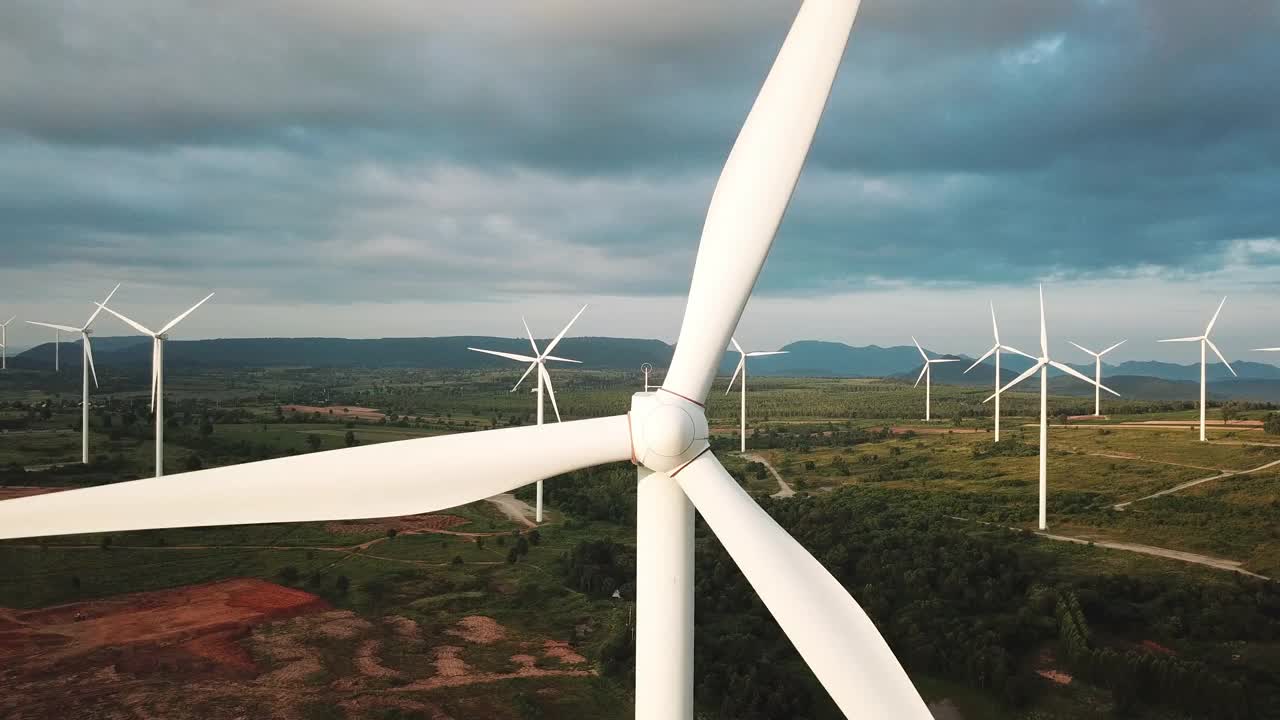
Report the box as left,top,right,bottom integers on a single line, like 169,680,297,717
11,336,1280,402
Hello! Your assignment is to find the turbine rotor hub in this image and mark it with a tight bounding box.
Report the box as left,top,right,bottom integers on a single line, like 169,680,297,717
629,390,710,473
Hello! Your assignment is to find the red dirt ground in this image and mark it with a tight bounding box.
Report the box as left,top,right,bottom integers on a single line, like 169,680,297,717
0,486,76,501
282,404,386,421
326,513,469,535
0,578,329,675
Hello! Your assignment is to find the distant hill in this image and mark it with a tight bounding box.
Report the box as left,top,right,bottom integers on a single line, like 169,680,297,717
13,335,1280,404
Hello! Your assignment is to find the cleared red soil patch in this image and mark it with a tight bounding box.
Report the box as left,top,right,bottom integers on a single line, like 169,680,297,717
890,426,984,435
0,486,76,501
1121,420,1262,427
283,404,386,421
326,513,468,535
0,578,328,673
1140,639,1177,656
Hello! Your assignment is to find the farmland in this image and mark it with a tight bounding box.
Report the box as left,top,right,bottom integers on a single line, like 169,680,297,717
1,367,1278,719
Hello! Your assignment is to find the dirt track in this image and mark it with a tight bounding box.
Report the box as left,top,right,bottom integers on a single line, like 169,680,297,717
739,452,795,498
1113,457,1280,509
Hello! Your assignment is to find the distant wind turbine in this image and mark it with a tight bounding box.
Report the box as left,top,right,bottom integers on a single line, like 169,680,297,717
987,286,1118,530
912,337,959,422
26,284,121,464
98,293,216,478
1068,339,1126,417
468,306,586,523
725,337,788,453
0,316,14,370
965,303,1034,441
1158,297,1234,442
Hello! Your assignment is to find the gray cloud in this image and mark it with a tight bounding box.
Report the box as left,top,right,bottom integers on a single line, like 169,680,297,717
0,0,1278,348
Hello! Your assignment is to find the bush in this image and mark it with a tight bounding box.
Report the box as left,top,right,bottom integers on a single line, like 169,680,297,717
1265,412,1280,436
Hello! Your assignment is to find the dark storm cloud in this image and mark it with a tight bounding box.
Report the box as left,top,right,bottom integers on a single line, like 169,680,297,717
0,0,1278,303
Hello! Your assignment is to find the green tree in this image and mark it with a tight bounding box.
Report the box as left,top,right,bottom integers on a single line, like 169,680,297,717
306,434,322,452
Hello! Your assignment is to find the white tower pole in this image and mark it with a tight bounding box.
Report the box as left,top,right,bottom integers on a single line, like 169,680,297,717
55,330,60,372
1039,365,1048,530
925,364,931,422
155,338,165,478
994,350,1001,442
81,342,90,464
635,468,694,720
1094,356,1102,417
740,361,748,453
1199,339,1207,442
1,324,6,370
535,361,544,523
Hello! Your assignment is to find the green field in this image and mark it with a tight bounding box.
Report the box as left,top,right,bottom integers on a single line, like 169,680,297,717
1,368,1278,719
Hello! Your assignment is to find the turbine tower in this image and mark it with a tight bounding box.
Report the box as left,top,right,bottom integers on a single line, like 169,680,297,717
98,293,215,478
725,337,788,452
0,316,14,370
987,286,1118,530
1068,339,1126,417
912,337,958,422
1158,297,1235,442
468,306,586,523
0,3,934,718
964,303,1033,441
26,284,121,464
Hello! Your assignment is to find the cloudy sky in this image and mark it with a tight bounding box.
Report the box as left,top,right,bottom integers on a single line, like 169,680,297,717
1,0,1278,362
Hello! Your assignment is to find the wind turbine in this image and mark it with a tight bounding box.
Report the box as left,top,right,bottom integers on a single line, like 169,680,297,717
725,337,788,453
964,303,1033,441
1068,339,1126,417
987,286,1118,530
1158,297,1235,442
0,3,933,718
911,337,958,422
0,316,14,370
468,306,586,523
641,363,654,392
26,284,121,464
97,293,215,478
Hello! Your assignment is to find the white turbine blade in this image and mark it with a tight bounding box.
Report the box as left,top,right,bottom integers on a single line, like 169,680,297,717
1068,341,1096,357
1254,347,1280,352
542,304,587,358
662,0,863,403
1,316,14,326
1049,360,1119,396
1205,338,1236,376
746,350,788,357
1204,296,1226,336
83,333,99,389
84,283,121,328
97,304,157,337
511,361,538,393
911,335,928,361
1000,344,1037,360
521,316,542,358
731,336,745,355
25,321,80,333
726,357,745,395
985,360,1046,402
542,355,582,364
468,347,538,364
157,293,214,335
673,454,931,719
1038,284,1048,358
1158,336,1202,343
0,415,631,540
1099,339,1126,356
989,302,1000,344
965,345,996,373
929,358,960,364
913,364,928,388
539,364,562,422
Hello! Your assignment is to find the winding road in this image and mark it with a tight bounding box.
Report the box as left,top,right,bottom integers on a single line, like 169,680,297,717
740,452,795,498
1113,457,1280,510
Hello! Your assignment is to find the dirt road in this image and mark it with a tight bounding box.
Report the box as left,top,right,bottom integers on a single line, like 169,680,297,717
485,493,537,527
1113,457,1280,509
1036,531,1269,580
740,452,795,498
